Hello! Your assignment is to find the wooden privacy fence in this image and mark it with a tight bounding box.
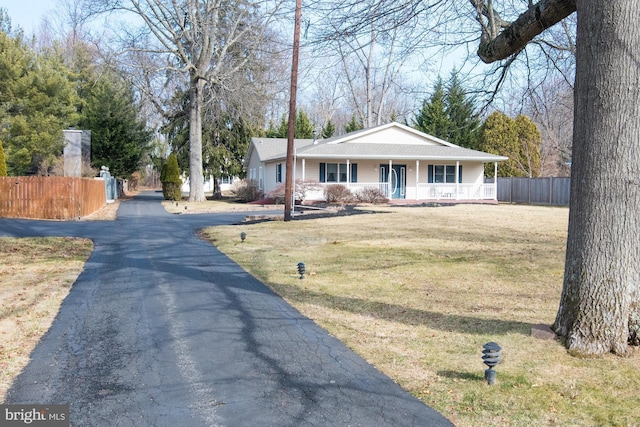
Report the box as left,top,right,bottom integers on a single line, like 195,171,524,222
0,176,106,220
492,177,571,206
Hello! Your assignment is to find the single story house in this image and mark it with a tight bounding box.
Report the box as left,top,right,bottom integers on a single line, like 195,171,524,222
244,122,508,202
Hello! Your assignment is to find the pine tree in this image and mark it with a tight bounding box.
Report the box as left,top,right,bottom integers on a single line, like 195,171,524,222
345,115,363,133
413,71,480,148
265,120,279,138
0,30,79,175
322,120,336,138
266,109,315,138
413,78,450,139
445,71,480,149
295,110,315,138
80,71,151,178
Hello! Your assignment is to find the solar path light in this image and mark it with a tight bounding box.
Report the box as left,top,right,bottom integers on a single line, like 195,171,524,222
240,232,246,242
297,262,306,279
482,342,502,385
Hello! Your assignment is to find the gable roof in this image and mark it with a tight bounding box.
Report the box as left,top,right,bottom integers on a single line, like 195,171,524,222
246,138,316,165
319,122,457,147
246,122,507,165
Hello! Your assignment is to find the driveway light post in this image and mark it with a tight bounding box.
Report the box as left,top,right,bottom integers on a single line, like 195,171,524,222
297,262,305,279
482,342,502,385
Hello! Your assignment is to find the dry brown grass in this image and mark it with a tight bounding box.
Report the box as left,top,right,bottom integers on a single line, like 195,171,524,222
0,237,93,402
202,203,640,427
161,197,284,214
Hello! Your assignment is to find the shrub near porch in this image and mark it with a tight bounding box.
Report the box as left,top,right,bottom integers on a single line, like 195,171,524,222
201,204,640,427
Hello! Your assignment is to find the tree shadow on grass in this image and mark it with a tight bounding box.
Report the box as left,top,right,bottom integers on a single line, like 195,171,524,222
273,283,533,336
438,370,484,382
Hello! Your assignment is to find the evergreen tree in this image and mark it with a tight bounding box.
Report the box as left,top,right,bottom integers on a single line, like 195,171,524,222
0,139,7,176
478,111,518,176
295,110,315,139
0,30,79,175
344,115,363,133
413,71,480,149
265,120,280,138
203,112,252,191
160,153,182,201
163,88,252,187
478,111,541,177
79,71,152,178
413,78,450,139
514,114,542,178
322,120,336,138
265,109,316,138
275,115,288,138
445,71,481,149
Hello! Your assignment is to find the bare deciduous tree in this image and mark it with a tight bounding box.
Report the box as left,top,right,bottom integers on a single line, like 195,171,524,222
92,0,281,201
523,77,573,177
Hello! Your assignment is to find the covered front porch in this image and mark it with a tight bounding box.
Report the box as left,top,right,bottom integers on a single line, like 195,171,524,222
296,158,500,202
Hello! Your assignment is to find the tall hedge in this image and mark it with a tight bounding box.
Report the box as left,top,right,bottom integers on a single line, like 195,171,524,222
161,153,182,201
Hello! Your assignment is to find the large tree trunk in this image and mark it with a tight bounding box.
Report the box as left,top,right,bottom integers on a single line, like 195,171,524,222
552,1,640,355
188,75,206,202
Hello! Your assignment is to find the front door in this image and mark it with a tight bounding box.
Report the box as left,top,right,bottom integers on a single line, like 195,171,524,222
380,164,406,199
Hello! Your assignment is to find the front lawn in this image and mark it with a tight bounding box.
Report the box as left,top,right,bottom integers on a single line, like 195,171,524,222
201,203,640,427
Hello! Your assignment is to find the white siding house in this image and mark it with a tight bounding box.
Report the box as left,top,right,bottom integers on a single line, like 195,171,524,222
244,122,508,202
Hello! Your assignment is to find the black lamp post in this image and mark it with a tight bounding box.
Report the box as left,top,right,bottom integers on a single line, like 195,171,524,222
482,342,502,385
297,262,305,279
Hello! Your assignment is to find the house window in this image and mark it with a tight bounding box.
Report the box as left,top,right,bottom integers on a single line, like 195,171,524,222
327,163,338,182
319,163,358,183
276,163,283,183
427,165,462,183
221,176,232,184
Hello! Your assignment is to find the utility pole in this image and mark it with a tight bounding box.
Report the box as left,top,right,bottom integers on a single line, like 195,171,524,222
284,0,302,221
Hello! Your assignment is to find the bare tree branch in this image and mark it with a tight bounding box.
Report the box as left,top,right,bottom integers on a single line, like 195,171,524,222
470,0,576,63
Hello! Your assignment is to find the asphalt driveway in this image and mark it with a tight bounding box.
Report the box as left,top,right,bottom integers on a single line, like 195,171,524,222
1,191,452,426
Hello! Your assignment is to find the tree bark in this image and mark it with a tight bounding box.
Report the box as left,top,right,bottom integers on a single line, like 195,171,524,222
188,75,206,202
472,0,576,63
552,1,640,355
472,0,640,355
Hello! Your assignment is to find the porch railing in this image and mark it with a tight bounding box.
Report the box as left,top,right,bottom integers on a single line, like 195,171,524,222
416,183,496,200
315,182,496,200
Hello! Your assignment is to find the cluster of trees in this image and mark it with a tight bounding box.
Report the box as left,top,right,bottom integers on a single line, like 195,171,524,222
0,11,152,179
412,71,542,178
4,0,637,356
314,0,638,357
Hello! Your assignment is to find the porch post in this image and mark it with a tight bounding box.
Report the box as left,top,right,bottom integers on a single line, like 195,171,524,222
416,160,420,200
301,158,306,181
292,149,297,213
347,159,350,189
455,161,460,200
494,162,498,200
388,160,393,194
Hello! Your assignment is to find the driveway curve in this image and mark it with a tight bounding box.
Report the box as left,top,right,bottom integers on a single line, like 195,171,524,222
1,191,452,426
